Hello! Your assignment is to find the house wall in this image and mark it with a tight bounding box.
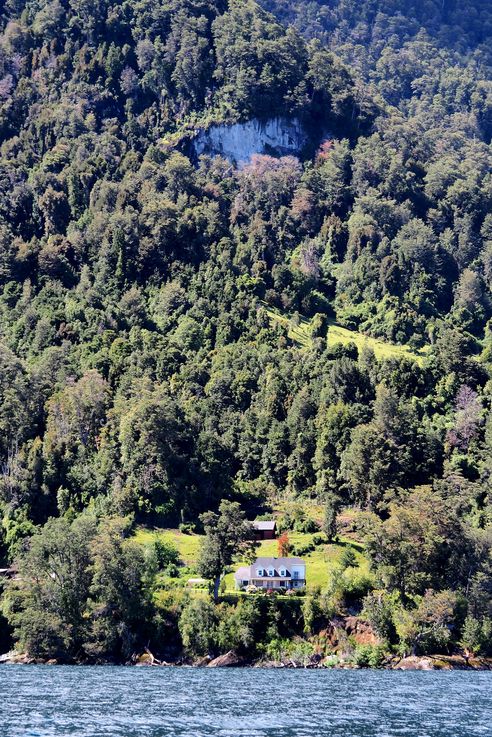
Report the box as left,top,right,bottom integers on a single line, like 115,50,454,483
291,564,306,581
254,529,276,540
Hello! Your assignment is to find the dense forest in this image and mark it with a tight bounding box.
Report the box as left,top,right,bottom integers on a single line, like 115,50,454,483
0,0,491,665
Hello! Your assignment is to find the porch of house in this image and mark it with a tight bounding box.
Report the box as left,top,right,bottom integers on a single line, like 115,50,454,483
236,577,305,590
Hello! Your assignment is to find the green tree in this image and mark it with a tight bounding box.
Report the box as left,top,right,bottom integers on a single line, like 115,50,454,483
179,597,217,658
85,517,153,661
5,515,97,660
198,501,256,602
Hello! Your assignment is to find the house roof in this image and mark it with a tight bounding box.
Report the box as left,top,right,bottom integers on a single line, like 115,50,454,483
252,520,276,531
254,556,305,567
235,557,306,580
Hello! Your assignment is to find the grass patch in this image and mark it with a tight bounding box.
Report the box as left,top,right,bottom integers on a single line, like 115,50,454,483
134,520,372,594
222,531,369,592
133,527,202,567
265,305,428,364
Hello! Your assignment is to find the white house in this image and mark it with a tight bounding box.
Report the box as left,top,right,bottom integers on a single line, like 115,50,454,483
234,557,306,590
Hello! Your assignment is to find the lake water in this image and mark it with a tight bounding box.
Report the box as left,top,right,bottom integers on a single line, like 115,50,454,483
0,666,490,737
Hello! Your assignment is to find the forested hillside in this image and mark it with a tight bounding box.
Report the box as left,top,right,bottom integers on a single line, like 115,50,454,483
0,0,491,665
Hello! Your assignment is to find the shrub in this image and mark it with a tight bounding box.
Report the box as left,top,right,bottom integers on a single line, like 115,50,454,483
353,643,387,668
179,523,196,535
362,591,399,643
164,563,180,578
339,547,357,569
153,540,180,569
460,616,492,656
178,598,218,657
293,543,315,556
263,637,313,663
216,599,259,654
294,517,319,534
343,572,374,601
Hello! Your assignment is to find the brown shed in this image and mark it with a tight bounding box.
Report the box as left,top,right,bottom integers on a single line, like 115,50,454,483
252,520,276,540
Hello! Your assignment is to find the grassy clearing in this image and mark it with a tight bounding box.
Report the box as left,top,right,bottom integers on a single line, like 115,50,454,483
134,524,371,594
223,532,370,591
133,527,201,567
265,305,428,364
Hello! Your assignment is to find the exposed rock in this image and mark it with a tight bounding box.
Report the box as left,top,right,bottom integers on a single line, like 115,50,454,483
0,651,18,664
135,653,155,666
0,651,32,664
194,655,212,667
344,616,379,646
193,117,306,164
392,654,492,670
134,647,167,666
467,657,492,670
207,651,244,668
192,117,329,166
253,660,285,668
429,655,492,670
394,656,437,670
316,616,379,654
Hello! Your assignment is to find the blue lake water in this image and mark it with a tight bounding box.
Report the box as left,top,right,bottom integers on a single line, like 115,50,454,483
0,665,490,737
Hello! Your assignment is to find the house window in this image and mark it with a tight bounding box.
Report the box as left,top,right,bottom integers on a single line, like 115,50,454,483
257,568,264,576
293,571,299,579
268,568,274,576
279,568,286,577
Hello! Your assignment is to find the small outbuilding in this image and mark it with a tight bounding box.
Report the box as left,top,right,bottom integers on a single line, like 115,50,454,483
252,520,276,540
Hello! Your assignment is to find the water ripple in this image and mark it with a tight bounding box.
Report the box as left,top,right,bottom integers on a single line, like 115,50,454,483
0,666,490,737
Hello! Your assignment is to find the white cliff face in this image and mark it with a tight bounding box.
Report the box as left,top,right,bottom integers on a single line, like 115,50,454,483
192,117,309,165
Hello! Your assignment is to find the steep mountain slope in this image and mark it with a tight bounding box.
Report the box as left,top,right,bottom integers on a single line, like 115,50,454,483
0,0,490,663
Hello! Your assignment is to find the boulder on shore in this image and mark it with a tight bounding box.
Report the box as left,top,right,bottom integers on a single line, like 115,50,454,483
393,654,492,670
194,655,212,667
207,651,244,667
0,651,32,664
394,656,438,670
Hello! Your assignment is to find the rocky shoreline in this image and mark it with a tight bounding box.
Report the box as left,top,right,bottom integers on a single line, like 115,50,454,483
2,649,491,670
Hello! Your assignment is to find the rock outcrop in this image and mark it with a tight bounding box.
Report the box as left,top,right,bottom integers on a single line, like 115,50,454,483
392,655,492,670
192,117,315,166
0,651,32,664
207,650,244,667
393,656,437,670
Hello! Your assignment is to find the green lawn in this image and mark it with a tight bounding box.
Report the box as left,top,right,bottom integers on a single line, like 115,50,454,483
265,305,428,364
223,532,370,591
133,527,202,567
134,525,371,594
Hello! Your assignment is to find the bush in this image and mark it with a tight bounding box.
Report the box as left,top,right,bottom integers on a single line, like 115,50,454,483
178,598,218,657
294,517,319,534
153,540,180,569
263,637,314,664
179,523,196,535
312,533,328,547
353,643,387,668
343,573,374,602
339,547,357,569
293,543,315,556
362,591,399,643
216,599,259,654
460,616,492,656
164,563,180,578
